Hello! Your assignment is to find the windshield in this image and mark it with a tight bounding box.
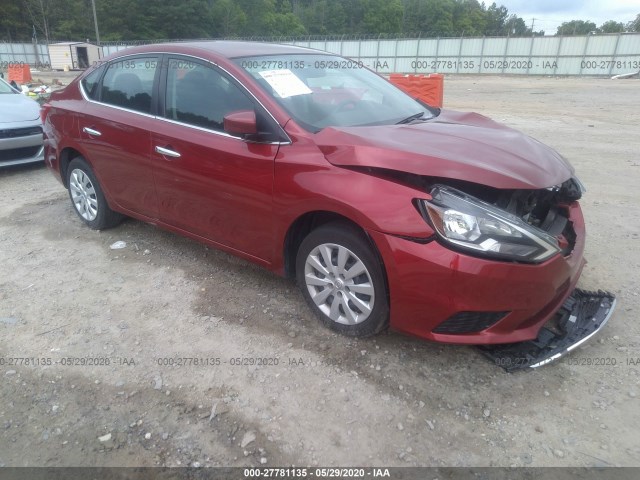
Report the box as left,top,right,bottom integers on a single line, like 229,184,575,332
0,78,19,94
234,54,438,132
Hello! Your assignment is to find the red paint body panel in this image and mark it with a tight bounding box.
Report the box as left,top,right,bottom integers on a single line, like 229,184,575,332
272,128,435,245
77,103,158,218
43,41,592,345
368,202,586,344
149,122,278,261
316,110,574,190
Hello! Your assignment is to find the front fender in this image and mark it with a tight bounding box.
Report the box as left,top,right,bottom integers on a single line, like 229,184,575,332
272,137,435,270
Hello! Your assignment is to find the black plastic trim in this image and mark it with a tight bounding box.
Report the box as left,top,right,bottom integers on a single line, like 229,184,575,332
478,289,616,372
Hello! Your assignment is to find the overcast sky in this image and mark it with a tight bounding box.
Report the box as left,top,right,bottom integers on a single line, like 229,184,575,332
497,0,640,34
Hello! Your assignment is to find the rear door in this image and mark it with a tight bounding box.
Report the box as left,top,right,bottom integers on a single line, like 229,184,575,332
149,56,283,262
77,56,161,219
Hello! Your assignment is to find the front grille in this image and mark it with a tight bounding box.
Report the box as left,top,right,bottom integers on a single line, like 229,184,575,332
432,311,508,334
0,126,42,139
0,146,41,162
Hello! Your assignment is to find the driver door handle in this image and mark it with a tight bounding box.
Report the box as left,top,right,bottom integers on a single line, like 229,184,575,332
155,145,181,158
82,126,101,136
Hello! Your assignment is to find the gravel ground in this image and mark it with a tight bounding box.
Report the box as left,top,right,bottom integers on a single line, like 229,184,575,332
0,74,638,468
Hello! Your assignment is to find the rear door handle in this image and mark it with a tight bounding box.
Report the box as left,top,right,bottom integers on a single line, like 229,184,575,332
155,145,181,158
82,127,101,136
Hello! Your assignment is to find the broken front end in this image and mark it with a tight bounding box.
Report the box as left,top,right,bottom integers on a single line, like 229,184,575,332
374,175,616,369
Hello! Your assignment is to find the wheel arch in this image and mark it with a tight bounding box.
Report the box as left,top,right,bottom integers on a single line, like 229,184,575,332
59,147,87,188
283,211,389,299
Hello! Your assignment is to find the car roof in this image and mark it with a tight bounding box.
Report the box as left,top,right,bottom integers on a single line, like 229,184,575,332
124,41,321,59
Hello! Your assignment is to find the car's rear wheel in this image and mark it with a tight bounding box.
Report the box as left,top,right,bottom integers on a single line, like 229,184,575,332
67,157,123,230
296,222,389,337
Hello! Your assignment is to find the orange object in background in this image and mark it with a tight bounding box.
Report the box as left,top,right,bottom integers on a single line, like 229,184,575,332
7,63,33,83
389,73,444,107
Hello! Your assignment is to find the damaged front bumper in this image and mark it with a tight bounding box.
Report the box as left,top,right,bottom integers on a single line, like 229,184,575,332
479,289,616,372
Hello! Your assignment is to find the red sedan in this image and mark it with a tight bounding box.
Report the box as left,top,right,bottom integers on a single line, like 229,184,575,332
43,42,615,369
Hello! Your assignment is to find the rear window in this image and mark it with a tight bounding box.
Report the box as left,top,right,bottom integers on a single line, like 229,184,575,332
100,57,158,114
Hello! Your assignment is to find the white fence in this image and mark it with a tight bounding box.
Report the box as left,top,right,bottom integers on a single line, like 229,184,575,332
0,42,50,68
3,33,640,76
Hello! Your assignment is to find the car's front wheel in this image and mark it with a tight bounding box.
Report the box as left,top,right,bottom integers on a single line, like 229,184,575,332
67,157,123,230
296,222,389,337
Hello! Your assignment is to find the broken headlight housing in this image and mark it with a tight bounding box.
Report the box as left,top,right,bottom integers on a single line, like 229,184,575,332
422,185,560,263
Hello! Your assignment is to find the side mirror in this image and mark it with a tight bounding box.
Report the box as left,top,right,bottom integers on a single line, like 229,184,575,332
223,110,257,137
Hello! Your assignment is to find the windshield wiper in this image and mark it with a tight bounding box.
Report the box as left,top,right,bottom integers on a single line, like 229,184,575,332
396,112,425,125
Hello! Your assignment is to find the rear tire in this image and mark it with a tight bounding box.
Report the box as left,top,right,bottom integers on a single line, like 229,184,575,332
67,157,123,230
296,222,389,337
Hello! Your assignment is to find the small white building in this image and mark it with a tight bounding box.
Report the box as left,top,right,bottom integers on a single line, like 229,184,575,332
49,42,102,70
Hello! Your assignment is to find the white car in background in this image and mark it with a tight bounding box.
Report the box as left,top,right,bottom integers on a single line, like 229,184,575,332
0,77,44,167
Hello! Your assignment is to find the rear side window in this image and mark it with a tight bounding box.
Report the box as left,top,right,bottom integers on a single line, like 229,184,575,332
81,65,105,100
164,58,254,132
101,57,158,114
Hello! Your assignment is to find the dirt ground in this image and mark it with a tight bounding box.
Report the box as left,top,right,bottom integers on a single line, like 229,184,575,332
0,74,639,468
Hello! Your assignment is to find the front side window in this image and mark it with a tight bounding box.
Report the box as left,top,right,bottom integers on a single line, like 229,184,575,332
235,54,439,132
164,58,254,132
101,57,158,113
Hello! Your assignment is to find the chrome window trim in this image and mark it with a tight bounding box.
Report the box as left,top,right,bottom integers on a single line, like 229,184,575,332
78,51,292,146
156,116,286,145
79,97,159,120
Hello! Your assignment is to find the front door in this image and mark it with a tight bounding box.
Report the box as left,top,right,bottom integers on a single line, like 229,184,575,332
150,57,280,262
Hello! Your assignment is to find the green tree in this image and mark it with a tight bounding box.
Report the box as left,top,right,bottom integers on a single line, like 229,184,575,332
263,11,307,35
10,0,628,43
239,0,275,34
399,0,428,33
626,14,640,32
362,0,403,34
504,15,529,35
420,0,456,36
452,0,487,36
97,0,156,40
342,0,367,33
598,20,625,33
22,0,54,42
484,2,508,35
50,0,94,41
149,0,214,38
1,0,31,40
556,20,597,35
298,0,347,35
211,0,247,37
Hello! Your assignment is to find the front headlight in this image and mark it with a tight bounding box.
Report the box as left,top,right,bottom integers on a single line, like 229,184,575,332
422,185,560,263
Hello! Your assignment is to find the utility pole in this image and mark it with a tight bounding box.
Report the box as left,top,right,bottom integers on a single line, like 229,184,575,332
530,18,536,36
91,0,101,45
32,25,41,66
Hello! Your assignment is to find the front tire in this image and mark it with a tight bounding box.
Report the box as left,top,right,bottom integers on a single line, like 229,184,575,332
296,222,389,337
67,157,123,230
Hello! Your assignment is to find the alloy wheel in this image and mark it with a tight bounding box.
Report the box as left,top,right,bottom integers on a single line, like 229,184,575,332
69,168,98,221
304,243,375,325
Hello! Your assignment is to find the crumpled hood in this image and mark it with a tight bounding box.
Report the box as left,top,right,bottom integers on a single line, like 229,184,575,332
0,93,41,123
315,109,574,189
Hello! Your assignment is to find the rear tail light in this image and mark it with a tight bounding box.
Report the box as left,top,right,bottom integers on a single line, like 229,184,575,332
40,103,52,124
